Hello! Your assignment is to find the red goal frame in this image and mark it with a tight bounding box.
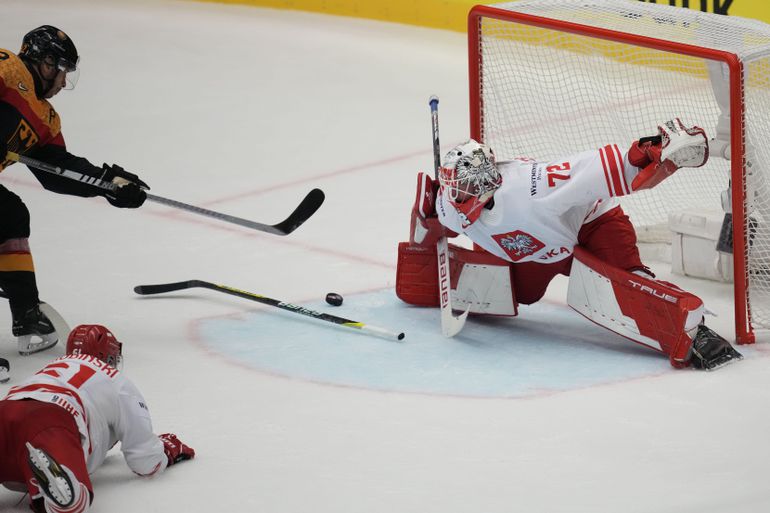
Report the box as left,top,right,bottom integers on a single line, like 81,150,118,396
467,5,753,344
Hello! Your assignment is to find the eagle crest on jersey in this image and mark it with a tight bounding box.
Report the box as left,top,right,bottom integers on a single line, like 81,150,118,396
493,231,546,261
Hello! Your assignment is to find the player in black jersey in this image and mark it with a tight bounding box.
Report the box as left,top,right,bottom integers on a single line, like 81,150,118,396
0,26,149,355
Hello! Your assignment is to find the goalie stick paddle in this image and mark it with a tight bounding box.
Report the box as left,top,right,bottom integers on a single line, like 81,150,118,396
133,280,405,341
429,95,469,337
7,152,324,236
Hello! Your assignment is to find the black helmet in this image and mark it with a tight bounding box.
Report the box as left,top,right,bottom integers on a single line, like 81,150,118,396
19,25,79,73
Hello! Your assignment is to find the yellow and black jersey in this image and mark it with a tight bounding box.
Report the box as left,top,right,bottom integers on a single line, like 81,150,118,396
0,48,103,197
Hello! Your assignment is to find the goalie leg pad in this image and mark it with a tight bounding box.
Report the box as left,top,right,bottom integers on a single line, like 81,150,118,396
396,242,440,307
567,246,703,367
396,242,518,315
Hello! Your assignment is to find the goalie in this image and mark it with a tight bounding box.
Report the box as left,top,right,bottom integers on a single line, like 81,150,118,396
396,119,742,371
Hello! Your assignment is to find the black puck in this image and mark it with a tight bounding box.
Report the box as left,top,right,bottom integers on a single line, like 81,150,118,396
325,292,343,306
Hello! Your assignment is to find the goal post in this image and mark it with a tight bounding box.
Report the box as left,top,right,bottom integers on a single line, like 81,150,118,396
467,0,770,344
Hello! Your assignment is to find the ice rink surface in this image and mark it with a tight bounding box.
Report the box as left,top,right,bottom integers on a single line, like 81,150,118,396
2,1,770,512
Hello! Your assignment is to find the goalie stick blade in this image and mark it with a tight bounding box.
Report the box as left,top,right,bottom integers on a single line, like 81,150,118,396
441,307,470,337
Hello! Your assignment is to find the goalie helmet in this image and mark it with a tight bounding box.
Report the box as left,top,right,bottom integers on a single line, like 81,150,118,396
19,25,79,89
66,325,123,369
439,140,502,226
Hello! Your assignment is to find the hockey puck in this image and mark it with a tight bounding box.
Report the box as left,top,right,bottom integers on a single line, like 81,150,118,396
325,292,343,306
0,357,9,384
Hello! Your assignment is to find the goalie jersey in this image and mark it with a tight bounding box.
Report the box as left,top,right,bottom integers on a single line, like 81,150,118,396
436,145,641,265
3,355,167,476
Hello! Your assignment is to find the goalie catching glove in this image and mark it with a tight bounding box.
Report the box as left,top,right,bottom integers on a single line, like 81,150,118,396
159,433,195,466
629,118,709,191
100,163,149,208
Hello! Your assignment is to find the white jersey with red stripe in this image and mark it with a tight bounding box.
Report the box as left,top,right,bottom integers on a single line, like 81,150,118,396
436,144,640,264
3,355,167,476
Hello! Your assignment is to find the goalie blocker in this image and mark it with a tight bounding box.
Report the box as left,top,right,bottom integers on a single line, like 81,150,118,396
567,246,742,370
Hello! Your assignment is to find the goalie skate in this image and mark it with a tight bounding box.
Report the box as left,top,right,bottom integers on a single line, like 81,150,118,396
689,324,743,371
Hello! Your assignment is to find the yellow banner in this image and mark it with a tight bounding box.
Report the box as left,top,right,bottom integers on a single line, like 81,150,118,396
194,0,770,30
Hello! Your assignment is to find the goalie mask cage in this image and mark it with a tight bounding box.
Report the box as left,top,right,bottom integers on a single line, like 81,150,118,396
468,0,770,345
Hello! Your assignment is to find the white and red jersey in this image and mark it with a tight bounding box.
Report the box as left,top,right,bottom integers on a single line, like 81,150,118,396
3,355,167,476
436,145,641,264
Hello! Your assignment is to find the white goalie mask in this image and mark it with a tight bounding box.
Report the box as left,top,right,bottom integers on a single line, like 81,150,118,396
439,140,502,226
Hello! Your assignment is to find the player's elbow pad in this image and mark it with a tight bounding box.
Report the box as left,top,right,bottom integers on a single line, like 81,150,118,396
128,453,168,477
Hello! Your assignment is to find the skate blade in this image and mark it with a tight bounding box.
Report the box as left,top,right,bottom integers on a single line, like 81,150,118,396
702,350,744,371
25,443,75,507
17,334,58,356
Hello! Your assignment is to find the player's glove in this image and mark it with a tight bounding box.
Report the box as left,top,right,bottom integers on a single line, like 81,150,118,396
629,119,708,191
159,433,195,466
105,182,146,208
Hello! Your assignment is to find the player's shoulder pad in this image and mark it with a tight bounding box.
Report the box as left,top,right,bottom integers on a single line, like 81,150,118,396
0,49,25,81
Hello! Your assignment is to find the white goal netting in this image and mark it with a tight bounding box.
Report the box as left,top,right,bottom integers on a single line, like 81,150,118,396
472,0,770,339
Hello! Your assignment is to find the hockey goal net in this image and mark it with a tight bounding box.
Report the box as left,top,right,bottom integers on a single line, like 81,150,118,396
468,0,770,344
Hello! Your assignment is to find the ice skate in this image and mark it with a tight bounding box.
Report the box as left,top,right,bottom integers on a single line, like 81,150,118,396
0,357,8,383
26,443,76,509
689,324,743,371
13,304,58,356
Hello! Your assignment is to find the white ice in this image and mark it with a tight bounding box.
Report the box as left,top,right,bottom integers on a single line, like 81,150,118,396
2,1,770,512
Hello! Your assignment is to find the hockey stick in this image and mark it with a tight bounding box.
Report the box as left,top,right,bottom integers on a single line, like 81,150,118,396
7,152,324,236
429,96,469,337
134,280,405,341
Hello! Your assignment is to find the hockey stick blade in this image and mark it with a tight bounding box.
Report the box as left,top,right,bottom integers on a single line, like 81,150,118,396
267,188,325,235
134,280,405,341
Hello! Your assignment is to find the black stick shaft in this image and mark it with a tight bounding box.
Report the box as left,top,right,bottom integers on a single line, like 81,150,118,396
134,280,404,341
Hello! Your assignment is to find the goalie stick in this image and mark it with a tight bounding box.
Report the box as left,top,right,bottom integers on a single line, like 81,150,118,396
429,96,469,337
7,152,324,236
133,280,405,341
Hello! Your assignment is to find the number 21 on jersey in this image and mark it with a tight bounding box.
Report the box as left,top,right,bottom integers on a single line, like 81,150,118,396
37,361,97,388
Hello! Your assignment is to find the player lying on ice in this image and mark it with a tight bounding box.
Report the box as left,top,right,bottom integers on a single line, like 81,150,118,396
396,119,742,370
0,325,194,513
